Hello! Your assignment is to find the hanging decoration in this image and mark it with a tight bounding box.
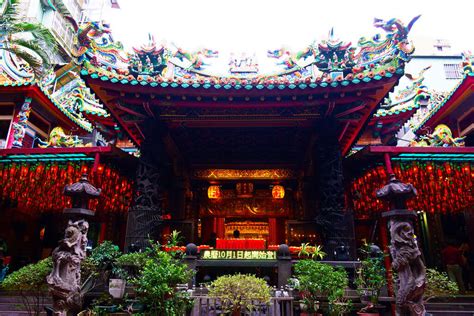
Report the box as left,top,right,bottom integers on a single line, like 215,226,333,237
351,161,473,218
272,185,285,199
207,185,222,199
0,162,133,216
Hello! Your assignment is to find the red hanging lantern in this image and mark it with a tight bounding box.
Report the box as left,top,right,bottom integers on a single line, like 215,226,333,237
272,185,285,199
207,185,222,199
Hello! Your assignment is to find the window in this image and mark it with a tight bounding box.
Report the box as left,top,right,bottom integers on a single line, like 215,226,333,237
444,64,463,80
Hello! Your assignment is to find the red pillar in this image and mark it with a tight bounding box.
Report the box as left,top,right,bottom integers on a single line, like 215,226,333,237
268,218,277,246
92,152,100,173
216,217,225,239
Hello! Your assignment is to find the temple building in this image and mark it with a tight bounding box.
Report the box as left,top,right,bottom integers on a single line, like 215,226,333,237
0,11,472,278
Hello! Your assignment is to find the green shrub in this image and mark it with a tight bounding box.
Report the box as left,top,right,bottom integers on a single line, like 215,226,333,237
86,241,126,279
88,241,121,271
294,260,349,312
116,251,148,268
425,268,459,300
1,257,53,316
208,274,271,313
133,250,194,315
355,244,386,303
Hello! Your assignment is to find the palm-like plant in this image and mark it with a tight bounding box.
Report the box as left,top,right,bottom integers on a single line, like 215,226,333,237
0,0,58,78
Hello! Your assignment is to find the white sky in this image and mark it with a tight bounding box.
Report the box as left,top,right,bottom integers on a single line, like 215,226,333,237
106,0,473,54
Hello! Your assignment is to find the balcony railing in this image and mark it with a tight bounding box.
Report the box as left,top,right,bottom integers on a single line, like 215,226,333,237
50,11,75,54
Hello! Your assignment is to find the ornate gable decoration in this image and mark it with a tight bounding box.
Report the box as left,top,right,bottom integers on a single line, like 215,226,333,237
77,16,420,88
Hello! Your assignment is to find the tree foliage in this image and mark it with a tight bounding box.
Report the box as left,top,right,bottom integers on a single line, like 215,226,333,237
0,0,58,78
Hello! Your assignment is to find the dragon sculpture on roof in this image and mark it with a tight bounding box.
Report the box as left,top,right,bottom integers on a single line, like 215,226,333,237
377,65,432,116
73,22,128,73
266,16,420,79
410,124,465,147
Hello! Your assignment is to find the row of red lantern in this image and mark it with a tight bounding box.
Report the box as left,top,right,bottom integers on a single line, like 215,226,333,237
0,162,134,214
351,161,473,218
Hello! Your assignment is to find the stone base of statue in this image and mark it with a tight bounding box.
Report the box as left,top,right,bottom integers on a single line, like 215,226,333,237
382,209,426,316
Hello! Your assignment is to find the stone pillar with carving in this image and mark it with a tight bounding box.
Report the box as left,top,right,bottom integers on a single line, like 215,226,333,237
125,120,170,251
376,174,426,316
47,174,101,316
313,119,354,259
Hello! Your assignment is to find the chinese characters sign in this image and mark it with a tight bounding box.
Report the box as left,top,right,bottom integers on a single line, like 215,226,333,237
201,250,276,260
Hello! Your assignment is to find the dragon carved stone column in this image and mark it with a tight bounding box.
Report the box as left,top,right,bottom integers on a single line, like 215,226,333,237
125,121,170,251
376,174,426,316
313,119,354,260
47,174,100,316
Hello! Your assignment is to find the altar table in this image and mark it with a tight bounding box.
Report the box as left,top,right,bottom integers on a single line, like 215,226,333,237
215,239,265,249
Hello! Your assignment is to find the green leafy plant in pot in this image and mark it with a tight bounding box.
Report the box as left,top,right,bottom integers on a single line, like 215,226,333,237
355,243,386,316
132,241,194,315
294,260,351,316
87,241,128,299
208,274,271,316
424,268,459,301
116,251,148,279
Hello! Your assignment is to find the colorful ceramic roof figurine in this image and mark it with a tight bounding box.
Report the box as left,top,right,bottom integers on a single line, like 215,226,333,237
375,65,434,120
37,126,84,148
409,51,474,133
78,16,420,89
409,124,465,147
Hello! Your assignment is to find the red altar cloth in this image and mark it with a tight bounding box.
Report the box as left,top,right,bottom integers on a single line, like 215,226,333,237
215,239,265,249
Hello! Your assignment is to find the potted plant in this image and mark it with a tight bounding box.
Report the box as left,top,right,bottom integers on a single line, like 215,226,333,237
329,297,353,316
293,260,350,316
133,242,194,315
116,251,148,279
355,243,386,314
298,243,327,260
424,268,459,302
208,274,271,316
86,241,128,299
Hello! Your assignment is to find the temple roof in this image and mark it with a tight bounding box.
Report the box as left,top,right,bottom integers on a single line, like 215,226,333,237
77,17,419,89
76,17,419,157
0,49,111,132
